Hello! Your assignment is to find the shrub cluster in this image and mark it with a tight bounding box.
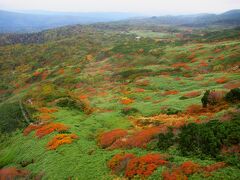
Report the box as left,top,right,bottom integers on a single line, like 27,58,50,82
157,115,240,158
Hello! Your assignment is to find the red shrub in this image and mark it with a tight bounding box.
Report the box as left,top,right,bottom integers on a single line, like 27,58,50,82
33,71,41,77
120,98,134,105
221,144,240,154
125,154,168,178
79,95,88,100
187,53,196,60
38,107,58,113
108,153,135,174
37,113,56,121
164,90,179,96
41,70,48,80
204,162,226,173
214,49,221,53
172,63,190,70
23,124,42,136
186,104,203,114
47,134,78,150
135,80,150,86
0,167,29,179
194,75,204,81
180,161,201,175
99,129,128,148
199,60,208,67
57,68,65,75
134,88,145,93
214,77,228,84
110,127,165,149
182,91,201,98
35,123,69,138
162,169,188,180
224,82,240,89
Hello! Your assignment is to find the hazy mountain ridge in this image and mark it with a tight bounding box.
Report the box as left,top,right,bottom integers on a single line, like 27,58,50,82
119,9,240,27
0,10,139,33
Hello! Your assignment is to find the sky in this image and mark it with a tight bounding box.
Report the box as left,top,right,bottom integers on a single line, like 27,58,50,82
1,0,240,15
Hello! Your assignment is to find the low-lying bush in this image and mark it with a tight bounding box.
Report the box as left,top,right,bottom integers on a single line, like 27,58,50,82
0,102,25,133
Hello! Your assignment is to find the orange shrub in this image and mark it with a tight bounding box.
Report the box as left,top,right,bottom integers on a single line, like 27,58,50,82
221,144,240,154
23,124,42,136
99,129,128,148
214,49,221,53
180,161,201,175
35,123,69,138
134,88,145,93
214,77,228,84
37,113,56,122
162,161,226,179
204,162,226,173
47,134,78,150
172,63,190,70
110,127,164,149
75,68,81,73
41,70,48,80
79,95,88,100
224,82,240,89
217,55,225,61
125,154,168,178
57,68,65,75
0,167,29,180
108,153,135,174
194,75,204,81
120,98,134,105
164,90,179,96
162,169,188,180
199,60,208,67
187,53,196,60
33,71,41,77
182,91,201,98
135,80,150,86
186,104,203,114
38,107,58,113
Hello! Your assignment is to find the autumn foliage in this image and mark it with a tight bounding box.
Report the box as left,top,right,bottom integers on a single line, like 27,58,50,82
107,153,135,174
182,91,201,98
99,129,128,148
125,154,168,178
47,134,78,150
0,167,29,180
35,123,68,138
164,90,179,96
38,107,58,113
180,161,201,175
214,77,228,84
109,126,164,149
186,104,203,114
23,123,69,138
203,162,226,172
37,113,56,121
162,161,226,180
120,98,134,105
108,153,168,178
162,169,188,180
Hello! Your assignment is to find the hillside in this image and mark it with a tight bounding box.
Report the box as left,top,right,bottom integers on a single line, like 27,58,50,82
0,20,240,179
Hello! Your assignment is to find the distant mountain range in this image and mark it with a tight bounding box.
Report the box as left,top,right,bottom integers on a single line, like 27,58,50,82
0,10,140,33
0,9,240,33
121,9,240,27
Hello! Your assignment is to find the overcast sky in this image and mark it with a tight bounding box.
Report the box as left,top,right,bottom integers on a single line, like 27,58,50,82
1,0,240,15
